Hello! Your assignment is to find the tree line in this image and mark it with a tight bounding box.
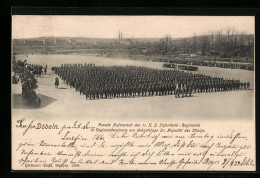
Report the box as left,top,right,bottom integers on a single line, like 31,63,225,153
155,28,254,58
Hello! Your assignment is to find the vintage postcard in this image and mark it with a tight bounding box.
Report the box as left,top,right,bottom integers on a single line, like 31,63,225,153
11,16,255,171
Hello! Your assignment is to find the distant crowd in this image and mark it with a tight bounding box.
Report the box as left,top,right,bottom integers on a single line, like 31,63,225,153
12,59,40,105
173,60,254,71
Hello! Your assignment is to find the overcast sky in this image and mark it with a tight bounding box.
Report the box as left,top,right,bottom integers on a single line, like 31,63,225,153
12,16,255,39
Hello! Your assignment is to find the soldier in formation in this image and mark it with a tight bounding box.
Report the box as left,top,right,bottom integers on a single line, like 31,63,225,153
54,63,250,100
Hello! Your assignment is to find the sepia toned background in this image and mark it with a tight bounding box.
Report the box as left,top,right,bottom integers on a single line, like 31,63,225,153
12,16,255,171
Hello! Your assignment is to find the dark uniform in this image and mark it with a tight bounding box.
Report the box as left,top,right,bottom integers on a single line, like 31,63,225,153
54,63,248,100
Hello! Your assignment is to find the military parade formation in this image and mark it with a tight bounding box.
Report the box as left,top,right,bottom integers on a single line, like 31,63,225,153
54,63,250,100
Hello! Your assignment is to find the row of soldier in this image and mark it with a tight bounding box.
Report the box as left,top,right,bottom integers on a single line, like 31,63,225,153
54,63,250,100
173,60,254,71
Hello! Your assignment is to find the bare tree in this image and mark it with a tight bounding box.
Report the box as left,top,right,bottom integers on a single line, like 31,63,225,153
193,33,197,53
239,31,246,46
225,27,231,46
211,31,214,49
164,34,171,53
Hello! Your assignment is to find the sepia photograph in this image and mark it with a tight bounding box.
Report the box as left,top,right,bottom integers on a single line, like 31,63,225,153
12,16,254,120
11,16,255,171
